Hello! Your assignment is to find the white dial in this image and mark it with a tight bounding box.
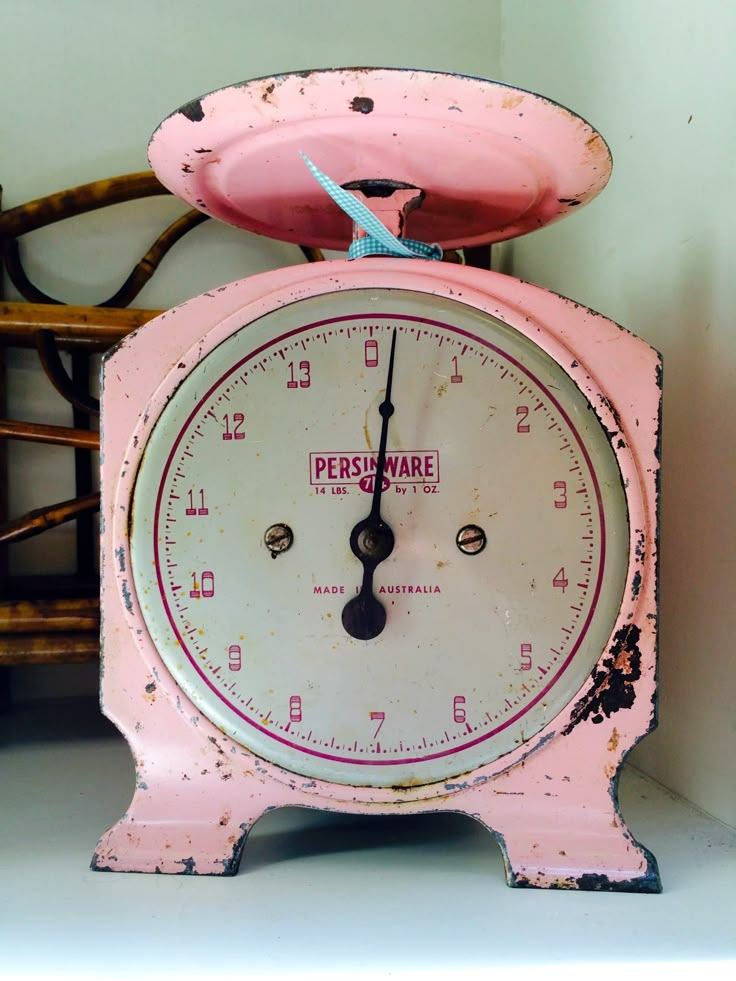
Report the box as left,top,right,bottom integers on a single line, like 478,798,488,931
130,289,629,787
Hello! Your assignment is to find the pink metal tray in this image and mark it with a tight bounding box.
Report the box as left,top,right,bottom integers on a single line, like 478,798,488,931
148,68,612,250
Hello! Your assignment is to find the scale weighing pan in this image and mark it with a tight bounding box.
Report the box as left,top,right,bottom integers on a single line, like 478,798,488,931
148,67,611,251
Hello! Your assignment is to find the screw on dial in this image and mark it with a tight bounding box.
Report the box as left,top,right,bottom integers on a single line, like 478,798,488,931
264,523,294,557
342,329,397,640
456,524,487,555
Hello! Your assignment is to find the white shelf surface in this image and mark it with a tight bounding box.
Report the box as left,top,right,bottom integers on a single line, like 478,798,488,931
1,697,735,980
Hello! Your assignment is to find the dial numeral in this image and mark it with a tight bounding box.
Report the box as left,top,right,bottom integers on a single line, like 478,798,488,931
228,644,242,671
450,356,463,384
287,360,311,389
520,643,533,671
453,695,467,723
364,339,379,367
553,567,569,593
553,480,568,509
222,412,245,440
185,488,209,516
516,405,530,433
370,710,385,739
289,695,303,722
190,570,215,599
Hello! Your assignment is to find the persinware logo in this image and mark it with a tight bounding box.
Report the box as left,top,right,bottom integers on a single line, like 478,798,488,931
309,451,440,493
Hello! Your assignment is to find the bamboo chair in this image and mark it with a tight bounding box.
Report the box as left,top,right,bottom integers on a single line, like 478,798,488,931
0,172,484,685
0,174,208,672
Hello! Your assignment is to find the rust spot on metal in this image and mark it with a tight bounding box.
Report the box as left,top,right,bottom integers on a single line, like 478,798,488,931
114,545,126,572
176,857,197,875
511,867,659,892
208,734,226,755
634,529,646,560
350,96,374,114
564,624,643,732
182,163,194,174
607,728,620,752
262,82,275,102
120,579,133,612
179,99,204,123
576,871,660,893
89,852,116,872
389,776,430,790
502,92,524,109
219,824,249,876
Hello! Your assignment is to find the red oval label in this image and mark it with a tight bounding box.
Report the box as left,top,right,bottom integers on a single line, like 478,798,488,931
358,474,390,493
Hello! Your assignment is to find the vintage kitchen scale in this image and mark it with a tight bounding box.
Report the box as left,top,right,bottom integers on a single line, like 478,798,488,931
92,68,662,891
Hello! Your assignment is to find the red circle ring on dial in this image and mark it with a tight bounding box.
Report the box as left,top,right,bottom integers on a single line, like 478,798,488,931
151,312,610,768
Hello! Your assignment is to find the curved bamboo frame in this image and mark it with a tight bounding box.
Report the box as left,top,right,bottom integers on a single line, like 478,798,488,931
0,172,484,666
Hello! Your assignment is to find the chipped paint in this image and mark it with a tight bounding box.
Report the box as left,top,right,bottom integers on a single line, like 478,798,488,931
501,92,524,109
511,866,660,892
114,545,126,572
89,852,116,872
218,824,249,876
120,579,133,612
350,96,374,114
634,529,646,560
565,624,644,731
444,780,471,792
179,99,204,123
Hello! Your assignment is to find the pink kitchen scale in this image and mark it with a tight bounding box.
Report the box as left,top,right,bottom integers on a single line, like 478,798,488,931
92,68,662,891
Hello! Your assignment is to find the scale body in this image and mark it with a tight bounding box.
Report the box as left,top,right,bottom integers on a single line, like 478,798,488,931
93,69,661,890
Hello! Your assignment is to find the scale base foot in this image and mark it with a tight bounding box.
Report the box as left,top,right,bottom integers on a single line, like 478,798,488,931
503,854,661,893
473,807,661,893
91,806,265,876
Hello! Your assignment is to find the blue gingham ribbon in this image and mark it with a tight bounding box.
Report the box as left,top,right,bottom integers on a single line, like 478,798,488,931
300,152,442,261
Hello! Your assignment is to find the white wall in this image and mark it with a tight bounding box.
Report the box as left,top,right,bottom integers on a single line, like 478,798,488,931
499,0,736,827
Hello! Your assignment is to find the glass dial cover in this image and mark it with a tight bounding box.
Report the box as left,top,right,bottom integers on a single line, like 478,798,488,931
130,289,628,787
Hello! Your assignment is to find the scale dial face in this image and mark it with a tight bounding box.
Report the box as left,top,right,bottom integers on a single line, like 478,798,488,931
130,289,629,788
